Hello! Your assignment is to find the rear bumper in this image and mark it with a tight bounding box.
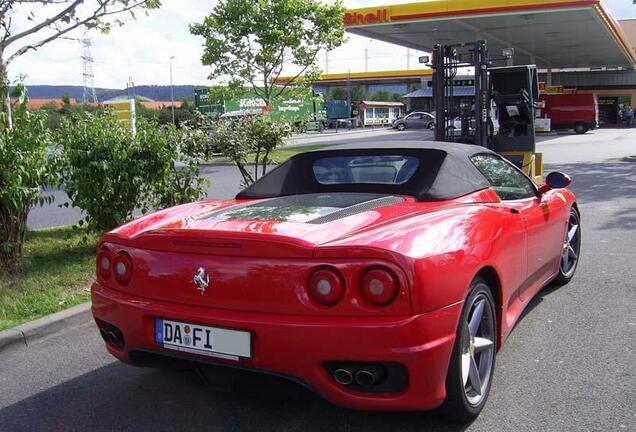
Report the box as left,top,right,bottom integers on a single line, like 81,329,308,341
91,282,461,411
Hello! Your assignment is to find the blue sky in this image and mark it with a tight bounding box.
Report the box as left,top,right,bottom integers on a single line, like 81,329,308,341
6,0,636,89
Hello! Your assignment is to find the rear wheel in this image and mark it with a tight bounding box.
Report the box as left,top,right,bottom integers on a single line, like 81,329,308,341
438,278,496,422
574,122,588,134
396,123,406,131
552,208,581,285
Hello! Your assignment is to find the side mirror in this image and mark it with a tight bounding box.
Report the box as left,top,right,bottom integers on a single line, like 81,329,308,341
540,172,571,193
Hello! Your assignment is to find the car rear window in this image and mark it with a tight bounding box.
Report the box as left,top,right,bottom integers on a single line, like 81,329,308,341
312,155,419,185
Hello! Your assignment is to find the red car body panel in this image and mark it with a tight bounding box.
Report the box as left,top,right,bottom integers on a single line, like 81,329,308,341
92,155,576,410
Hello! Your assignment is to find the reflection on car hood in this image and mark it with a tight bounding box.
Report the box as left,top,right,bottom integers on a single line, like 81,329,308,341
205,193,403,224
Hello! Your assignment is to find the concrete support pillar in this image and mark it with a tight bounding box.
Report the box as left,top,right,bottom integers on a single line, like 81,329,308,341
547,67,553,86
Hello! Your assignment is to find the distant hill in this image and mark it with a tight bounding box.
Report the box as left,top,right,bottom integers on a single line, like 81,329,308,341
17,85,206,101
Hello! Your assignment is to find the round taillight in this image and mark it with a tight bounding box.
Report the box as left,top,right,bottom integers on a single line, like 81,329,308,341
112,253,133,284
361,268,399,306
308,268,345,306
97,248,112,279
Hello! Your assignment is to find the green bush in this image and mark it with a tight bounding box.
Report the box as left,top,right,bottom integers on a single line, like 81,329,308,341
0,105,58,272
58,113,209,233
147,125,210,209
211,116,289,186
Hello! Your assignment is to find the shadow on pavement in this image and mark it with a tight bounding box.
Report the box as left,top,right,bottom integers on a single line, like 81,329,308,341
547,159,636,230
0,362,473,432
503,158,635,332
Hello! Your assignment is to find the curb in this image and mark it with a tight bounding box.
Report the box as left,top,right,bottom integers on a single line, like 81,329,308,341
0,302,92,352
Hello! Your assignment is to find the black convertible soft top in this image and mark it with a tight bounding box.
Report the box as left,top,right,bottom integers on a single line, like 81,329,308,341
236,141,494,201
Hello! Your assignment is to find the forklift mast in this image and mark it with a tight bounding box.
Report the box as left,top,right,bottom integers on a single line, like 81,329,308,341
430,40,543,181
432,40,490,147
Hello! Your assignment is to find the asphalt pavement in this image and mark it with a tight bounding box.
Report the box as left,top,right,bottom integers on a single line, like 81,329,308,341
5,128,635,431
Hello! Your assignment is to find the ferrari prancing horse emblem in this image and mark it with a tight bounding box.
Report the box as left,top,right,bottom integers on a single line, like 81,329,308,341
193,267,210,294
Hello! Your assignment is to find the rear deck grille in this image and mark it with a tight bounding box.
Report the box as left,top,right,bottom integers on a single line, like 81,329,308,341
307,196,404,224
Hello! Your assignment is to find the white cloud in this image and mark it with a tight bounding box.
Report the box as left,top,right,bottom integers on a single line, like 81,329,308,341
6,0,635,88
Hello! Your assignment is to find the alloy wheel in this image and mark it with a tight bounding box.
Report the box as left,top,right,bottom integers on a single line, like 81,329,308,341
560,212,580,277
461,293,495,406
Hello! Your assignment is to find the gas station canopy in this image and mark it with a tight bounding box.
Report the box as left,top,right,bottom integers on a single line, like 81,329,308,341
344,0,636,69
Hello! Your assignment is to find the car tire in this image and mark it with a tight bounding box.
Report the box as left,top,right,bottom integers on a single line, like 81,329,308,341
396,123,406,131
574,123,588,134
437,277,497,423
552,208,581,286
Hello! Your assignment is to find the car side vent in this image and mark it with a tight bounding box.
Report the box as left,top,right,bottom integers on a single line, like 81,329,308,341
307,196,404,224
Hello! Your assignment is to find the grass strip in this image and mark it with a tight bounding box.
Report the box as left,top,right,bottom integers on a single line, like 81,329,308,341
205,144,328,165
0,226,97,331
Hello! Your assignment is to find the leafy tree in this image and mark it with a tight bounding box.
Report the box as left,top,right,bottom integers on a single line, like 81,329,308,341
210,117,256,186
58,113,208,232
0,0,162,129
190,0,345,106
367,91,404,102
369,91,391,102
246,116,289,179
61,92,71,106
39,99,102,131
330,87,347,101
0,90,58,271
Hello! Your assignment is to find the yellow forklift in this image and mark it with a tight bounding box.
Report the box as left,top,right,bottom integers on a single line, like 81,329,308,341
427,40,544,183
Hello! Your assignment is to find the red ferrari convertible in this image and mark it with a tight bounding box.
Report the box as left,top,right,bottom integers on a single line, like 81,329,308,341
92,142,580,421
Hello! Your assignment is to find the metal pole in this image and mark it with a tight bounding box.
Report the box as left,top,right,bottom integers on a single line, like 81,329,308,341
347,69,352,129
364,49,368,72
169,56,175,125
432,45,445,142
475,40,490,148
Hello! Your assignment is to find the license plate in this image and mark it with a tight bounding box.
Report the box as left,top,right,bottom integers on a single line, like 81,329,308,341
155,319,251,361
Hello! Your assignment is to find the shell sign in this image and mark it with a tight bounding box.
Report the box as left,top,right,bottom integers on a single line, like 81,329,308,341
344,9,390,26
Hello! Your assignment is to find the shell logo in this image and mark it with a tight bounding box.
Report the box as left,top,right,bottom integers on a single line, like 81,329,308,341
344,9,390,26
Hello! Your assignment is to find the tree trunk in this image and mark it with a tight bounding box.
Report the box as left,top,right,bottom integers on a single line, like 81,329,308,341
0,199,28,273
0,54,12,130
262,150,270,177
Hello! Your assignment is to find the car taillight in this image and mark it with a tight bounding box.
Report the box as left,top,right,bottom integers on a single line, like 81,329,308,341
361,268,399,306
309,268,345,306
113,252,133,284
97,248,112,279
